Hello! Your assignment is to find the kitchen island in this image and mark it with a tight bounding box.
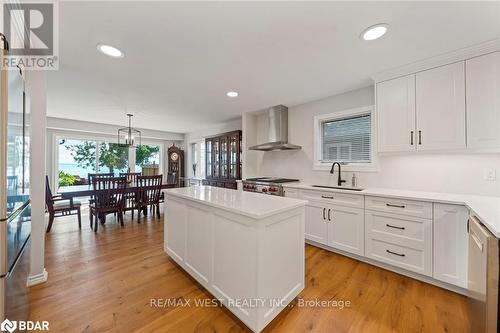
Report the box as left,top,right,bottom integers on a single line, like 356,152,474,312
164,186,307,333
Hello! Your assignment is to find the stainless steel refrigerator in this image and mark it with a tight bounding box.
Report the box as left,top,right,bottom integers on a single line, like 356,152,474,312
0,41,32,324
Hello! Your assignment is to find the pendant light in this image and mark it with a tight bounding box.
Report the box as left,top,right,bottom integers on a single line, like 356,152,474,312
118,114,141,147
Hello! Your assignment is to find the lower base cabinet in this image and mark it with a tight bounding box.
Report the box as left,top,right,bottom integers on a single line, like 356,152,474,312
303,202,364,256
327,206,364,256
365,210,432,276
288,187,470,290
433,203,469,288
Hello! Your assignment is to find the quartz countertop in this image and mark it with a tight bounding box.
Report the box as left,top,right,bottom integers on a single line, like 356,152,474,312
283,183,500,237
165,186,307,219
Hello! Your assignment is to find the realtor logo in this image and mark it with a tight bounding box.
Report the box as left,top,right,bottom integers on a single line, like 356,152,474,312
2,1,59,70
0,319,16,333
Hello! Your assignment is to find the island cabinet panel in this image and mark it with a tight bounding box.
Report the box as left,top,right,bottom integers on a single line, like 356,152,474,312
212,212,256,322
164,190,306,333
185,204,212,284
164,198,186,262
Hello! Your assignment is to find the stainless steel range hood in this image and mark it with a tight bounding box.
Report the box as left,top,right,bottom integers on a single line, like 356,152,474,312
248,105,302,151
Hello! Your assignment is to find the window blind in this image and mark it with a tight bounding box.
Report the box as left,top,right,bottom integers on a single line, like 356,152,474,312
321,114,371,163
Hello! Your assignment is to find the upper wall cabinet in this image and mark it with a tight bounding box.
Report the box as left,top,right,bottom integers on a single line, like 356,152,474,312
377,74,416,152
415,62,466,151
466,51,500,150
377,62,467,152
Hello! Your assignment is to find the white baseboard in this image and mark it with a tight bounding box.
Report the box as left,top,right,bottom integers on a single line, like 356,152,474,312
27,269,48,287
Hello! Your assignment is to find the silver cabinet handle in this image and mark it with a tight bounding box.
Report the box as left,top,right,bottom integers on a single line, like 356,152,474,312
410,131,414,145
386,203,405,208
386,249,405,257
328,209,331,222
323,208,326,220
321,195,334,199
386,224,405,230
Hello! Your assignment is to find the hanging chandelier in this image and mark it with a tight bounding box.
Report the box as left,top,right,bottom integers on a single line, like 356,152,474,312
118,113,141,147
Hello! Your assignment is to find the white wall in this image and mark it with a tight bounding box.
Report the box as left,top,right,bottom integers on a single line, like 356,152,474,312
184,118,242,178
255,86,500,196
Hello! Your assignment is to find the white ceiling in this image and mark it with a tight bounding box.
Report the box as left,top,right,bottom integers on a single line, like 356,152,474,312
48,1,500,133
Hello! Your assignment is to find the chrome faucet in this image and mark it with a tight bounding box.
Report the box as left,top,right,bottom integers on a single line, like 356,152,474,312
330,162,346,186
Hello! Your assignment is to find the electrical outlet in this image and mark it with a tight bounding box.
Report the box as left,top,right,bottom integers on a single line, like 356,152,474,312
483,168,496,181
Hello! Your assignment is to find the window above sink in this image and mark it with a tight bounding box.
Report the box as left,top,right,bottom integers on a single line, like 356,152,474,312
313,105,378,172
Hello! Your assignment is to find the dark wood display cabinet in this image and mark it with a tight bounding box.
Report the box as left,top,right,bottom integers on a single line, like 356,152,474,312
202,130,242,190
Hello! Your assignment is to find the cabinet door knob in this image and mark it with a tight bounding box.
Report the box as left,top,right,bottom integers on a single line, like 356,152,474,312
328,209,331,222
418,130,422,145
323,208,326,220
410,131,414,145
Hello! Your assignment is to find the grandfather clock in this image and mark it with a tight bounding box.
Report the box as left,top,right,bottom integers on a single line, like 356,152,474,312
167,144,184,186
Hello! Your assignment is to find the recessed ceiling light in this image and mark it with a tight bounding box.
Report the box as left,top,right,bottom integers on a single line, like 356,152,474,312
361,23,389,41
226,91,238,98
97,44,124,58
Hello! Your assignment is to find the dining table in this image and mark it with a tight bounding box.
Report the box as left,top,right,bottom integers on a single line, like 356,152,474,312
57,182,177,199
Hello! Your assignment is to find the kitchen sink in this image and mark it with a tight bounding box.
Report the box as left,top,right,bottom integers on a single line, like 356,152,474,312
311,185,364,191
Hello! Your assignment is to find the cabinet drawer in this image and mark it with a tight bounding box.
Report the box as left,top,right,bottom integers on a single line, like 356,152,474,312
300,190,363,209
365,196,432,219
284,188,299,198
365,210,432,250
365,237,432,276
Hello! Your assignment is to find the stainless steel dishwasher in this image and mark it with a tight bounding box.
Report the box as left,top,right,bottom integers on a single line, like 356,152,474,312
468,216,499,333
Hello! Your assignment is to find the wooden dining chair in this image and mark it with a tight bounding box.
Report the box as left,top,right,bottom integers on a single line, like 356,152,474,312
120,172,141,218
89,176,127,232
135,175,163,221
87,172,115,224
45,175,82,232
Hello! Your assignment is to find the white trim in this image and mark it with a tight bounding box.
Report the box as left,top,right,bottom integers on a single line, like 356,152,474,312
372,38,500,83
313,105,378,172
27,268,48,287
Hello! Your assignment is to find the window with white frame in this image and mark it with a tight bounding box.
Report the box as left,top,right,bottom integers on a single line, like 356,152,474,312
314,106,374,170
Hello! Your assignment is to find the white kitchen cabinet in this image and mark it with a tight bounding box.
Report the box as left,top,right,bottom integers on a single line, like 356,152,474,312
327,205,365,256
365,209,432,276
377,74,416,152
466,51,500,150
416,62,466,150
304,203,328,245
433,203,469,288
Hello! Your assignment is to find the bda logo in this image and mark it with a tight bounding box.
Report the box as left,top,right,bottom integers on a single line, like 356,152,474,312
0,319,17,333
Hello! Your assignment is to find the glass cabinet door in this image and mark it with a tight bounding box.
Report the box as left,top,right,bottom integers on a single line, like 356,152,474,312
229,133,238,179
220,136,228,178
206,139,212,178
213,138,220,178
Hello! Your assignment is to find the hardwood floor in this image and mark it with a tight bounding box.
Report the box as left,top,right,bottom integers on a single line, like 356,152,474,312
28,206,470,333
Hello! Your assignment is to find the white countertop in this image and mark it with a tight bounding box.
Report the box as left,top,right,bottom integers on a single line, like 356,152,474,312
283,183,500,237
165,186,307,219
